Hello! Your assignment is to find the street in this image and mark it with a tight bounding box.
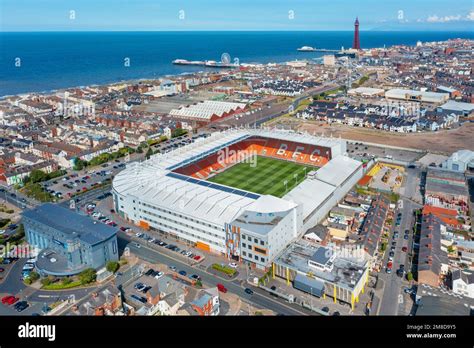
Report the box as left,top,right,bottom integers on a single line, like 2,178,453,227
117,233,312,316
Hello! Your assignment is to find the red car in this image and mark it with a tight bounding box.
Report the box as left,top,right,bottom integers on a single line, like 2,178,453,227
193,255,201,261
1,295,19,305
402,246,408,252
217,283,227,293
387,261,393,269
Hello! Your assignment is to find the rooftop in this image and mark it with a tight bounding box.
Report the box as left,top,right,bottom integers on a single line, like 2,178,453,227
22,203,117,246
274,239,368,291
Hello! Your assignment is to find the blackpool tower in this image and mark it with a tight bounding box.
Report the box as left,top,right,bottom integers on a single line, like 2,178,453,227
352,17,361,50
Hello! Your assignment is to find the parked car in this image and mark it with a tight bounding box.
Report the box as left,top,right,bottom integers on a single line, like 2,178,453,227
169,266,177,272
2,295,19,305
217,283,227,293
193,255,201,261
145,269,155,276
14,301,29,312
189,274,201,281
228,262,238,269
244,288,254,295
321,306,330,313
178,270,187,276
154,272,164,279
402,246,408,252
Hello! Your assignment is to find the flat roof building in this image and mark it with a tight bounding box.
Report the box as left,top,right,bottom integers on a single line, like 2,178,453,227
22,203,119,276
385,88,449,104
273,239,369,310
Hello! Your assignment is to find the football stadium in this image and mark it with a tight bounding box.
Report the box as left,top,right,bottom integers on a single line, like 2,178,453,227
112,129,364,270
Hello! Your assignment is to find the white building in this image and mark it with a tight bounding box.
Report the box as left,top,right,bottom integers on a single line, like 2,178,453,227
385,89,449,104
452,270,474,298
442,150,474,173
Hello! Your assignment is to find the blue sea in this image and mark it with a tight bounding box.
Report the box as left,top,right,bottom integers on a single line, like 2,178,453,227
1,31,473,97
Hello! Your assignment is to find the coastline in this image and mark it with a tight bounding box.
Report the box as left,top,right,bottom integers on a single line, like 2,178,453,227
2,31,473,97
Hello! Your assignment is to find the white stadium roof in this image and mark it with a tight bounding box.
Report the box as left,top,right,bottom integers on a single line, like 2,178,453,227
314,155,362,187
284,179,336,219
113,128,351,227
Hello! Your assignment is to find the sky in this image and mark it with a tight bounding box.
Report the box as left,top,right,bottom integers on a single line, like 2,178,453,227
1,0,473,31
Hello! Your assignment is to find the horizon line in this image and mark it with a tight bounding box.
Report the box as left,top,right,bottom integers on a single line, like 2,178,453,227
2,29,474,33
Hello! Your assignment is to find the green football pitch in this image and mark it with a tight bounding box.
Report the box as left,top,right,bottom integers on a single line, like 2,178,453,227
207,156,316,198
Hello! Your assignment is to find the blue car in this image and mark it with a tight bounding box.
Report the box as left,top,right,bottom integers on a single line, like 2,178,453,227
178,270,187,276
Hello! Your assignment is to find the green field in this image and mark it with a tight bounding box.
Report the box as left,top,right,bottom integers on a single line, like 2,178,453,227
207,156,316,198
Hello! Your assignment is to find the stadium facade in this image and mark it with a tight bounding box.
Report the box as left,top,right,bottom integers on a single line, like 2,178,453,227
113,129,364,270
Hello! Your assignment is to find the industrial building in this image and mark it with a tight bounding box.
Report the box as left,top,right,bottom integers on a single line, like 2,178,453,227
22,203,119,276
442,150,474,173
272,240,369,309
385,89,450,104
169,100,247,123
113,129,364,270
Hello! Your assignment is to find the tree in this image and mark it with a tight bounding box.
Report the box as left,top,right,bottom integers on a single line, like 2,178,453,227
171,128,187,138
41,276,53,286
29,170,47,183
28,271,40,282
136,146,144,154
62,277,72,285
106,261,120,274
406,272,413,282
73,158,87,171
145,147,153,159
78,268,97,285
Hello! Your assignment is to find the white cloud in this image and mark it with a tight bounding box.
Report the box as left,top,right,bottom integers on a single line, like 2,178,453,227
424,11,473,23
427,14,462,23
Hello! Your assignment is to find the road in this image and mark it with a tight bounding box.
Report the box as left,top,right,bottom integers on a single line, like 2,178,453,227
117,233,311,316
378,197,419,315
214,81,343,129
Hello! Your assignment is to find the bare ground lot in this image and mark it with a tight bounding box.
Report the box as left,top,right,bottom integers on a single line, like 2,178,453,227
291,121,474,155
